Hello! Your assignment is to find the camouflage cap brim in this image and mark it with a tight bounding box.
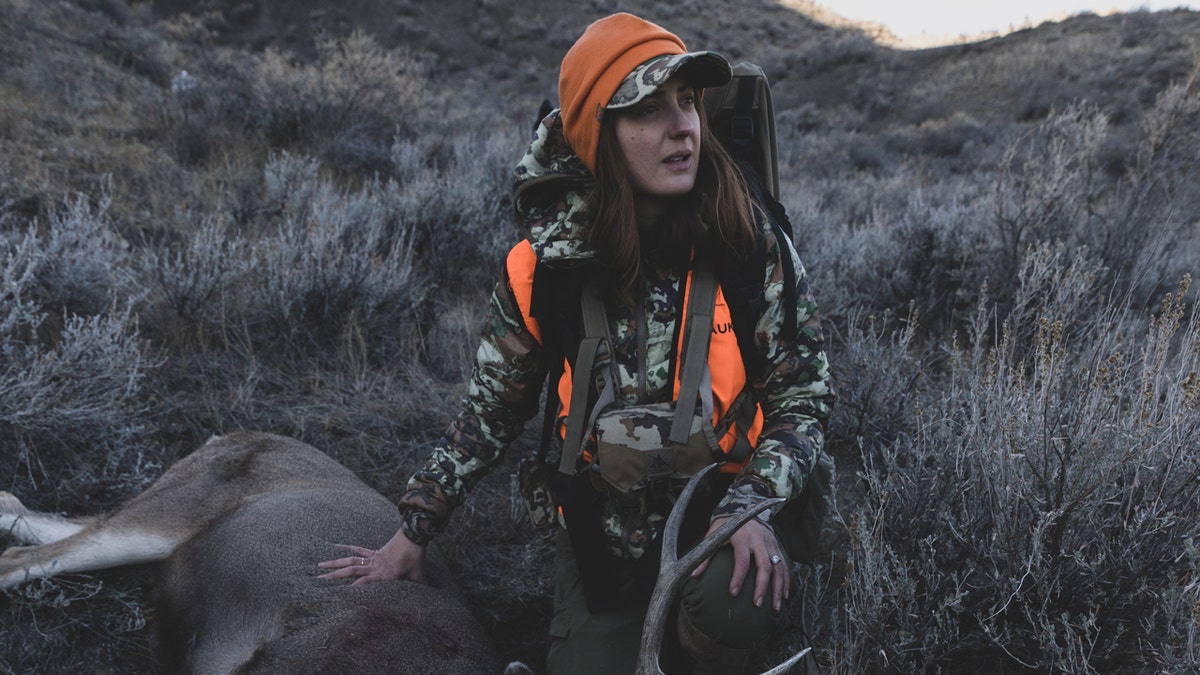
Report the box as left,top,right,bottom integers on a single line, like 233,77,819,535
606,51,732,110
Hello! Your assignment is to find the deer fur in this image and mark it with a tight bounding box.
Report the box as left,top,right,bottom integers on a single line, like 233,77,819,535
0,431,506,674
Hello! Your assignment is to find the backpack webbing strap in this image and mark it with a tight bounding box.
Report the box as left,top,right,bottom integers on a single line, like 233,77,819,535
559,337,602,475
669,261,718,445
731,74,756,161
559,279,614,475
726,390,757,463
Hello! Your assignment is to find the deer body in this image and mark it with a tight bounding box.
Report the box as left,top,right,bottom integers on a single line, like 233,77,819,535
0,432,502,674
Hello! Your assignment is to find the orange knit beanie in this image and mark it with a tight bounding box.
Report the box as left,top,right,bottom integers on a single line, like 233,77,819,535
558,13,689,174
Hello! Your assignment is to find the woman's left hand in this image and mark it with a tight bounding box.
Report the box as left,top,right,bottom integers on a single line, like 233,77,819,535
691,516,790,612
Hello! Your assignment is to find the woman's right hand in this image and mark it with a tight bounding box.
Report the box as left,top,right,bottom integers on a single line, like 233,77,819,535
317,527,426,586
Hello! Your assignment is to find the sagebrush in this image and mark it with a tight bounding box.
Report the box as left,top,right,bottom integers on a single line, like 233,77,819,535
3,2,1199,673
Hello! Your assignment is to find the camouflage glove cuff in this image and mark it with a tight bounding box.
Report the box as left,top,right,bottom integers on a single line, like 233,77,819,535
399,507,440,546
712,498,773,525
713,476,780,525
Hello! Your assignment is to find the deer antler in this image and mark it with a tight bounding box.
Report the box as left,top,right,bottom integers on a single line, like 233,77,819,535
636,464,812,675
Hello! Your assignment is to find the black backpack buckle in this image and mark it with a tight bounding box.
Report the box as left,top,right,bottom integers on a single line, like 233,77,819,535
731,114,754,147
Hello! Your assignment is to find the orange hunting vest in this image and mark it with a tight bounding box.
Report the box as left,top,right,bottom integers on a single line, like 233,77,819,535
506,241,764,472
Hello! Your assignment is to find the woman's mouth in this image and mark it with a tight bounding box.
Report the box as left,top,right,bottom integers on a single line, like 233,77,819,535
664,151,691,168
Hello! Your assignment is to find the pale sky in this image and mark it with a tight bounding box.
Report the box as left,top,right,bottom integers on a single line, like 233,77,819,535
818,1,1196,40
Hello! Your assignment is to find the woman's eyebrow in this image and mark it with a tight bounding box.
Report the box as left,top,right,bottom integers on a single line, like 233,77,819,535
644,83,696,101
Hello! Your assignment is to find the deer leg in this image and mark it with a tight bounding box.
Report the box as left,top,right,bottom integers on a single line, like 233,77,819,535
1,491,96,545
1,497,182,591
1,527,179,590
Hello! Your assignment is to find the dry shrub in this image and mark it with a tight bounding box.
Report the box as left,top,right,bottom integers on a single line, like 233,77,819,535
240,31,425,173
0,195,156,509
836,246,1200,672
992,105,1109,286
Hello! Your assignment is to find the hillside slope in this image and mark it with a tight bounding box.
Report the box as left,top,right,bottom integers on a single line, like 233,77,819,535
4,0,1197,232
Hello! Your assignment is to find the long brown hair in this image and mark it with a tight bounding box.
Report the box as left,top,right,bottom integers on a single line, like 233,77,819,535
585,100,758,301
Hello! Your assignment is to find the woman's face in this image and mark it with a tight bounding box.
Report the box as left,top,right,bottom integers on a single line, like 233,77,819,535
613,75,701,203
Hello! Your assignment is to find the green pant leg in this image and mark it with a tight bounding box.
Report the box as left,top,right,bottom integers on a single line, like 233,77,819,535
546,531,647,675
679,538,790,649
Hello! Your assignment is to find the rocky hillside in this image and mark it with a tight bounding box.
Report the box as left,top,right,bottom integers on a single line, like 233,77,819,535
5,0,1197,231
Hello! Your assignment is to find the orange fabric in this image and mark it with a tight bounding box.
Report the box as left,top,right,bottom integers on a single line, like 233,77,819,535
505,241,762,472
690,283,765,469
506,240,542,343
673,272,765,473
558,13,688,173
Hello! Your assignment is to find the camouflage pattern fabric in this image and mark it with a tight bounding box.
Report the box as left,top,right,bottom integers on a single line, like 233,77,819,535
607,51,731,110
597,480,666,560
607,264,680,401
398,109,834,558
512,111,595,265
589,400,719,559
518,454,560,531
589,401,717,494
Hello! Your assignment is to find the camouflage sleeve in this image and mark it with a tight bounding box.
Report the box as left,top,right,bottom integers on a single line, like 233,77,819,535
397,268,547,544
713,223,834,522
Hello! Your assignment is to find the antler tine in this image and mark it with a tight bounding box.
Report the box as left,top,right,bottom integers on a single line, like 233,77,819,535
761,646,813,675
637,464,785,675
658,463,717,570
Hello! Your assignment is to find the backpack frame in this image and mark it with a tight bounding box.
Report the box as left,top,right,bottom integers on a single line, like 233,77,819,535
703,61,781,202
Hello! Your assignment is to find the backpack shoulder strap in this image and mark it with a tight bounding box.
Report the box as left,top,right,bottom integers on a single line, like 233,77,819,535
558,278,614,475
528,261,585,474
670,259,718,445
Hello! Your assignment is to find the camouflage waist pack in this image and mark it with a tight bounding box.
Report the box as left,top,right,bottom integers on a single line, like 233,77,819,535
516,400,721,535
583,401,724,559
587,401,721,494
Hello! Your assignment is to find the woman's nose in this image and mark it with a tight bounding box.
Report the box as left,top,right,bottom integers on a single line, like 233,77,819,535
669,105,695,137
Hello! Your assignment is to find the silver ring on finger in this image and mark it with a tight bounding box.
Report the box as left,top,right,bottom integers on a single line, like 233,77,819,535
359,557,366,566
770,555,782,565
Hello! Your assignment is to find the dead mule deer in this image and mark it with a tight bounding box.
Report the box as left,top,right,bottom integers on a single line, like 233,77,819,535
0,431,506,675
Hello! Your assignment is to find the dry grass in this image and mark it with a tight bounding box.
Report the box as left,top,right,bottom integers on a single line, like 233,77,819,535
2,0,1199,672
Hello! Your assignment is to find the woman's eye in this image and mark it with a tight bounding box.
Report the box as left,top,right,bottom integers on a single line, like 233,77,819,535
636,103,660,117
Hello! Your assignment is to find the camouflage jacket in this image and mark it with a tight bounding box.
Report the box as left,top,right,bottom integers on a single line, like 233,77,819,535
397,111,833,557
